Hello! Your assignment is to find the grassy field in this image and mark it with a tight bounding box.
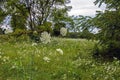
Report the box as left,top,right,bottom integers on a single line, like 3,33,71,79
0,37,120,80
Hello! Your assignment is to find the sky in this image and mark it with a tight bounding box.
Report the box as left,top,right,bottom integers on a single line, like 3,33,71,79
68,0,106,16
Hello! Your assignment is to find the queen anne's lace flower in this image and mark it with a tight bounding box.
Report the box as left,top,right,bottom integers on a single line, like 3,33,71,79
60,27,67,36
32,43,37,46
40,31,51,44
56,48,63,55
43,57,50,62
5,29,13,34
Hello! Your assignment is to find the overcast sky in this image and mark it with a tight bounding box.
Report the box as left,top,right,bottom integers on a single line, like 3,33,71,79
68,0,106,16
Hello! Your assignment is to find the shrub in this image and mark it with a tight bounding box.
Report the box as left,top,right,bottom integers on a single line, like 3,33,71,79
93,41,120,61
67,32,80,38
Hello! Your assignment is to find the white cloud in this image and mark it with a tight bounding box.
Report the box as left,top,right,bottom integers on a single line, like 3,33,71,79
67,0,106,16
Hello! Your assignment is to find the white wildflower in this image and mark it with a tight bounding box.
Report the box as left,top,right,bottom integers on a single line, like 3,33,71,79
11,65,16,69
5,29,13,34
91,64,95,67
56,48,63,55
107,66,111,71
62,74,67,80
60,27,67,36
104,76,108,80
4,56,9,60
32,42,37,46
43,57,50,62
40,31,51,44
33,30,38,35
11,63,17,69
92,73,96,75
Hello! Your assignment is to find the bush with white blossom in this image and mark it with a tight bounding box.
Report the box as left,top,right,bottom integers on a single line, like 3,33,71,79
40,31,51,44
60,27,67,36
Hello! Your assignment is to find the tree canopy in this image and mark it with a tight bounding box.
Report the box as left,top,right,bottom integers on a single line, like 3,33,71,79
0,0,71,32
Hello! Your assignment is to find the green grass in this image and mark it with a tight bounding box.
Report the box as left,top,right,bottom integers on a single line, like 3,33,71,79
0,37,120,80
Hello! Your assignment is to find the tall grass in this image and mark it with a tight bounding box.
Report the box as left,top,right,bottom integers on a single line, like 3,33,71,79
0,37,120,80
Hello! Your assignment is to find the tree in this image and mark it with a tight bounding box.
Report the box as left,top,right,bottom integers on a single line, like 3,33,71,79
67,15,95,39
69,15,94,32
0,0,71,31
0,0,8,24
50,2,71,36
0,8,7,24
93,0,120,60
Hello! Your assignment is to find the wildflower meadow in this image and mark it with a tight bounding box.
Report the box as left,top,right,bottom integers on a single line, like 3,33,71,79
0,37,120,80
0,0,120,79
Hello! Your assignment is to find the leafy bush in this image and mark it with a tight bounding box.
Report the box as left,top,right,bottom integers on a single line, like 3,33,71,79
93,41,120,61
67,31,95,40
67,32,80,38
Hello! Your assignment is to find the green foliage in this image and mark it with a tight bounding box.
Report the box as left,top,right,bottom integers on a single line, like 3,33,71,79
0,28,3,34
51,8,69,23
67,32,81,38
67,31,94,40
93,0,120,60
94,0,120,9
0,34,15,42
11,13,28,31
1,0,71,31
0,8,7,23
80,29,95,40
37,22,52,33
69,15,94,32
67,15,96,40
51,4,71,36
12,29,25,35
94,11,120,44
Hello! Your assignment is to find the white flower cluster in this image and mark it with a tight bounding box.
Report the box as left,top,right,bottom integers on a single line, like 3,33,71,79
43,57,50,62
32,42,37,46
40,31,51,44
0,54,10,63
60,27,67,36
56,48,63,55
5,29,13,34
